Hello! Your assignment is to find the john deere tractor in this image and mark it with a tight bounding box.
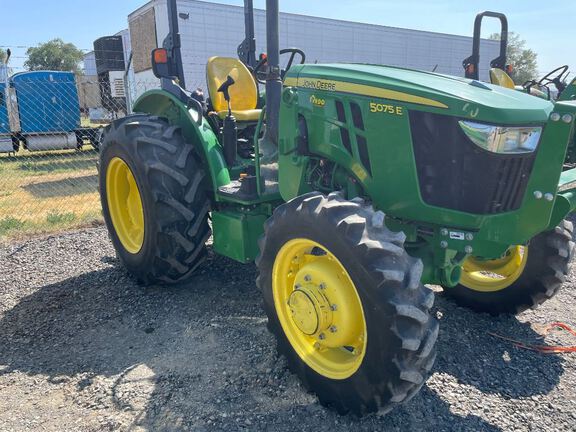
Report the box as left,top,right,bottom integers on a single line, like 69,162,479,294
463,11,576,166
99,0,576,415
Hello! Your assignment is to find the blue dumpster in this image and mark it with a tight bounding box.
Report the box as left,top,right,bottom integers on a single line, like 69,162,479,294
0,78,13,152
11,71,80,134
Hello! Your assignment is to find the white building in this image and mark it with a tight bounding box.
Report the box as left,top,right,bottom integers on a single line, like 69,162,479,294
127,0,500,100
83,51,97,76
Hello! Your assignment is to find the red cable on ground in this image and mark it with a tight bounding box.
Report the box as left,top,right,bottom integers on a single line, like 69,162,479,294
488,322,576,353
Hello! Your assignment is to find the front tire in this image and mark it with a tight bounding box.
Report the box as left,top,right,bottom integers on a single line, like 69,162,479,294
99,115,211,285
257,192,438,415
445,219,574,315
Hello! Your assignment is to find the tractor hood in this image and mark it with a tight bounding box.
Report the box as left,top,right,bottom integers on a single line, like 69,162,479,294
285,63,553,124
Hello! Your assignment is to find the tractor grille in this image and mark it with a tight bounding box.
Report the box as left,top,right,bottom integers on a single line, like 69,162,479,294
409,111,537,215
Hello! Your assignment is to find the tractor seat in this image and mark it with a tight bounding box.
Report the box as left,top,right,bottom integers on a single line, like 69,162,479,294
489,68,515,89
206,56,261,122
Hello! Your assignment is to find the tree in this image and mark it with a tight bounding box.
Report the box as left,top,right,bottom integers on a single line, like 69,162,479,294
24,39,84,74
489,32,538,85
0,48,6,63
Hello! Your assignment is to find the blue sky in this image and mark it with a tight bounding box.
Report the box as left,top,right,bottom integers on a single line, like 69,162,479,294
2,0,574,77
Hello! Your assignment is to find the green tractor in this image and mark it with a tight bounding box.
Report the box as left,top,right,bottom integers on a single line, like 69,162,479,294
463,11,576,165
532,66,576,164
98,0,576,415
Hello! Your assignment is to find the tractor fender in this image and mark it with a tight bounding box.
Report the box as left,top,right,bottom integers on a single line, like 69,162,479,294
548,167,576,229
547,193,571,231
132,90,230,192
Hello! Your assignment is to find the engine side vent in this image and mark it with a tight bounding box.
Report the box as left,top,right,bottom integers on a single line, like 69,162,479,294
335,100,346,122
340,128,352,154
350,102,364,130
335,100,352,154
356,135,372,176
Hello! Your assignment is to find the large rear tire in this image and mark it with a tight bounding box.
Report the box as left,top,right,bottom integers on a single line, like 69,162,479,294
445,219,574,315
257,192,438,415
99,115,211,285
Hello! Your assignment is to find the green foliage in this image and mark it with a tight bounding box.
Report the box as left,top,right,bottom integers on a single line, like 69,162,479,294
24,39,84,74
46,211,76,225
0,217,25,236
489,32,538,85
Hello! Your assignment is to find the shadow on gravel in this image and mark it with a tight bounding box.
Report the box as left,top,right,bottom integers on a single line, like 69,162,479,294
434,292,564,399
0,249,562,430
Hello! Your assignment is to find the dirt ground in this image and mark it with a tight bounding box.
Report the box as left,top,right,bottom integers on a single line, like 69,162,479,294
0,227,575,431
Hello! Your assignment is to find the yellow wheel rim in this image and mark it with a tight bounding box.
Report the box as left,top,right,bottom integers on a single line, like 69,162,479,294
106,157,145,254
460,246,528,292
272,238,367,380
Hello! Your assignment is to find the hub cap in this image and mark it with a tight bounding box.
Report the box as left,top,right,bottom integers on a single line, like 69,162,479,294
272,238,367,380
106,157,145,254
460,245,528,292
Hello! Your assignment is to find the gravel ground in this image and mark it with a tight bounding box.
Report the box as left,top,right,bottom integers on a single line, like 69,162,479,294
0,226,575,431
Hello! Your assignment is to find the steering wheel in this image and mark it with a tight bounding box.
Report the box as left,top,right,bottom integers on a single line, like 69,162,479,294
279,48,306,75
253,48,306,84
538,65,570,95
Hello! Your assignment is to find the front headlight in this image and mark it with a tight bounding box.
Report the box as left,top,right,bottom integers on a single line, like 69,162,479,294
459,120,542,154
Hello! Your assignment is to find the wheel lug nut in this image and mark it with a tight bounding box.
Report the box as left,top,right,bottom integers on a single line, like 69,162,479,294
304,274,311,282
318,283,326,290
329,325,337,333
330,304,337,311
314,342,321,349
318,333,326,340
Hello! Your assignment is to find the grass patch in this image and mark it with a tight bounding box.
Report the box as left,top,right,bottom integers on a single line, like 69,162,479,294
14,150,98,176
0,211,103,243
46,211,76,225
0,217,27,237
0,146,103,241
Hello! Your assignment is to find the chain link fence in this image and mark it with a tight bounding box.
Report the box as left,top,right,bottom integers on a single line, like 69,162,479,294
0,65,179,241
1,41,571,243
1,37,222,241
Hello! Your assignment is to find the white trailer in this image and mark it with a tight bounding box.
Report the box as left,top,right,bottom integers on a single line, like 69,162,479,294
127,0,500,101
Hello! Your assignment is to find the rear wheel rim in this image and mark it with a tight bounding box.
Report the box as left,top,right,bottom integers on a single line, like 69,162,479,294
106,157,145,254
272,238,367,380
460,245,528,292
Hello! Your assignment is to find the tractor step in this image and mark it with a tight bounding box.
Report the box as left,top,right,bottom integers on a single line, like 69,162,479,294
217,179,280,203
218,179,260,201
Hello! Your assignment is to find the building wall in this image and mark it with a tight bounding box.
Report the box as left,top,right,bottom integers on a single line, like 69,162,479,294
128,0,500,99
76,75,102,111
115,29,132,69
83,51,97,76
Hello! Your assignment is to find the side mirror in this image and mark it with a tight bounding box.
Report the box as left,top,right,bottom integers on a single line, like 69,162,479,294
151,48,177,80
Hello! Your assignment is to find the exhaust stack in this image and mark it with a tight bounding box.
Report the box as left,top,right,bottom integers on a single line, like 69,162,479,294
264,0,281,147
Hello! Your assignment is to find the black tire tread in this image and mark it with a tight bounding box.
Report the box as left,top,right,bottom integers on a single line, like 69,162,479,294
445,219,574,315
256,192,438,415
99,115,211,285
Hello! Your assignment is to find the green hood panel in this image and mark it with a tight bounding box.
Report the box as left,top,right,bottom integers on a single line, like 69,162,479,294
287,63,553,124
